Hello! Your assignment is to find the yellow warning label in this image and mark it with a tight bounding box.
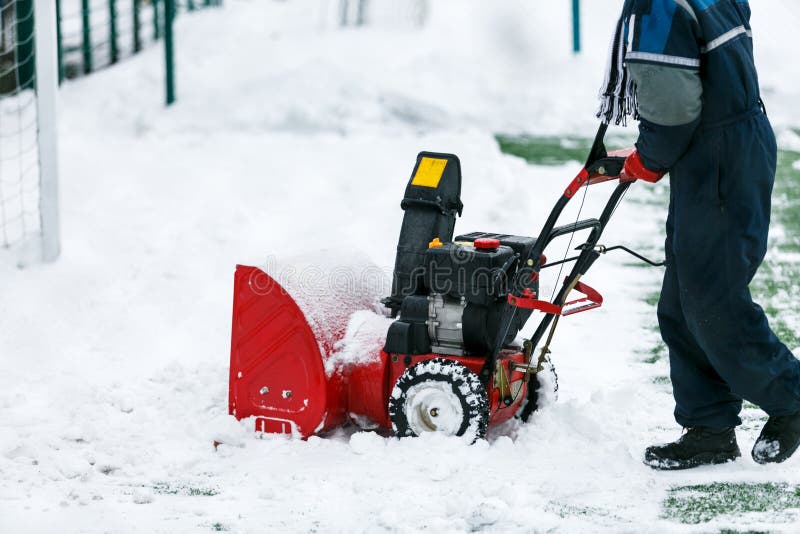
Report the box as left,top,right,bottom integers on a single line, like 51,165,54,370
411,157,448,188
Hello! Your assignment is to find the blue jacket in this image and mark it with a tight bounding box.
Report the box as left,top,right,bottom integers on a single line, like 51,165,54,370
625,0,761,171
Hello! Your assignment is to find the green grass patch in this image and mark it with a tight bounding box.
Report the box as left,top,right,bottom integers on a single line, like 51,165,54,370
643,291,661,307
152,481,219,497
495,135,592,166
771,321,800,351
664,483,800,525
546,500,616,520
641,343,667,364
749,150,800,351
652,376,671,385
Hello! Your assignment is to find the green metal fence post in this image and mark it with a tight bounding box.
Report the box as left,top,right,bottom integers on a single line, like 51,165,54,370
109,0,119,63
153,0,162,40
164,0,175,105
133,0,142,52
81,0,92,73
15,0,35,90
56,0,64,83
572,0,581,53
187,0,195,11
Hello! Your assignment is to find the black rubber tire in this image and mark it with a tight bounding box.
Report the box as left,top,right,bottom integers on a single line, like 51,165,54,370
388,358,488,443
518,361,559,422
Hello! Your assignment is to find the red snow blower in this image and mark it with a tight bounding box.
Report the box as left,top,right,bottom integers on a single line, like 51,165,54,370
228,124,659,442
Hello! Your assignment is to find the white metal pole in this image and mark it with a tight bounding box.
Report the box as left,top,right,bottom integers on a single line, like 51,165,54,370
34,0,61,262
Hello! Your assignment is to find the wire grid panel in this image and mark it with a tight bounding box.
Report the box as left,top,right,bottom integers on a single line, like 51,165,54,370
0,1,42,260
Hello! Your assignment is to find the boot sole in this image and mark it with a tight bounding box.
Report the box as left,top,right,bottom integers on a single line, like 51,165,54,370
644,449,741,471
752,437,800,464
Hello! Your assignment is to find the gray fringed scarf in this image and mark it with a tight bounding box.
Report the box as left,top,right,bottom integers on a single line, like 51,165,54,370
597,4,638,126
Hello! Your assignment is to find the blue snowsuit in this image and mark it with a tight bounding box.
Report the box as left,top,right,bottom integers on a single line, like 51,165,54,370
626,0,800,427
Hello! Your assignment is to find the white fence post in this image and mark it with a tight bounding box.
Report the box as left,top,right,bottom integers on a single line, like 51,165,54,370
34,0,61,262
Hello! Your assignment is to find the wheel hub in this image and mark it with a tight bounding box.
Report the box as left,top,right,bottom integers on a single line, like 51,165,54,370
404,381,464,436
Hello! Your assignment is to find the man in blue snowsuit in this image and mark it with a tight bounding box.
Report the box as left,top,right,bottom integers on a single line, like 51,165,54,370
604,0,800,469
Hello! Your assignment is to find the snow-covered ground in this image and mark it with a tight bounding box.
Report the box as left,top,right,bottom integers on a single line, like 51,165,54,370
2,1,800,532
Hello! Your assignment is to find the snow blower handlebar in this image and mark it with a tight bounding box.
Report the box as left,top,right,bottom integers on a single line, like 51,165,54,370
478,124,635,398
586,147,637,185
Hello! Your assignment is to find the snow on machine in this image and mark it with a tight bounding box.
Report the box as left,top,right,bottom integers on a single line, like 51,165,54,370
228,125,653,442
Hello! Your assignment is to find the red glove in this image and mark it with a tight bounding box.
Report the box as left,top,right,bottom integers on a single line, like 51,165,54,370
621,150,666,184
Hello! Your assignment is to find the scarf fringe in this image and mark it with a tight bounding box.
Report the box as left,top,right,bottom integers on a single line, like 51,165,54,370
596,8,639,126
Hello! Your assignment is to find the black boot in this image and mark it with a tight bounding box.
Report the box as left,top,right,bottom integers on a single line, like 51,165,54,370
644,427,740,470
751,412,800,464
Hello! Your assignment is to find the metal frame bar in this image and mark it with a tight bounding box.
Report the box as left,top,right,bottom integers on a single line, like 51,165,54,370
81,0,91,73
164,0,175,105
109,0,119,64
133,0,142,52
55,0,64,83
35,0,61,262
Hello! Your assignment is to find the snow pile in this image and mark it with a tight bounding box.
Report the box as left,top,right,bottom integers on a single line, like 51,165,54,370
261,249,389,357
326,309,393,376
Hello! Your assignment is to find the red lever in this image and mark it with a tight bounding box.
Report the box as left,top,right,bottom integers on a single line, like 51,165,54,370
507,281,603,316
507,289,562,315
561,281,603,316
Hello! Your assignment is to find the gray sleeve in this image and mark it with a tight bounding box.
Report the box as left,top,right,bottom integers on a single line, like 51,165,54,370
628,62,703,126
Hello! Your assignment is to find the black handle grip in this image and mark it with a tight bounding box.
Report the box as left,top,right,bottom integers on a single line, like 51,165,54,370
587,156,627,178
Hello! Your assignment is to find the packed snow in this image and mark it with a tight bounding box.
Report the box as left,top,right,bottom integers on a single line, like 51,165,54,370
2,0,800,532
326,310,393,377
259,249,389,367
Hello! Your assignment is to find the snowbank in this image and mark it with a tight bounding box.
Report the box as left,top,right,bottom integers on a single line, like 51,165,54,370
2,0,800,532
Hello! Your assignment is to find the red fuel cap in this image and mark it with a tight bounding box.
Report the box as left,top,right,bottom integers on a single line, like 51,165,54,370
474,238,501,251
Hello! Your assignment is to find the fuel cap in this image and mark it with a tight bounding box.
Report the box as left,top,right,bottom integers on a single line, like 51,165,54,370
473,238,501,251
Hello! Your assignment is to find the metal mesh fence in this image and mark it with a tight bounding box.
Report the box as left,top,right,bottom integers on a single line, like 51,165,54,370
0,0,221,263
57,0,222,80
0,0,41,259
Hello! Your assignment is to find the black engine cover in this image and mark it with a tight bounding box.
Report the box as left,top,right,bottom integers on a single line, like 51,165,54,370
424,242,515,306
383,155,539,356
